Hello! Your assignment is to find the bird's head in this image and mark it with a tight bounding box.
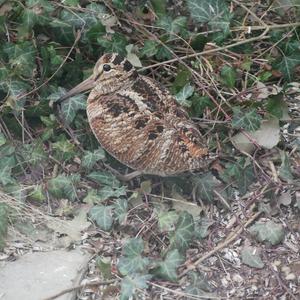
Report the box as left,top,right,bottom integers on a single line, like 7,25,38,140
59,53,137,101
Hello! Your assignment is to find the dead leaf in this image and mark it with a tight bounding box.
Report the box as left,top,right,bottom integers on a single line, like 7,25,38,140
101,14,118,33
278,192,292,206
126,44,142,67
47,205,91,242
232,118,280,154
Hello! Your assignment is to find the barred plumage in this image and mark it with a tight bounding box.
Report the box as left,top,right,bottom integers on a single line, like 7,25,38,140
60,53,213,178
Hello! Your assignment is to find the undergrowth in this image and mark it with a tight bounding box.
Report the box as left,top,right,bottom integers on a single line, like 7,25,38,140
0,0,299,299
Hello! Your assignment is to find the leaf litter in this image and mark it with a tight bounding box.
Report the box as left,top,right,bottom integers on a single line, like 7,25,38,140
0,0,300,299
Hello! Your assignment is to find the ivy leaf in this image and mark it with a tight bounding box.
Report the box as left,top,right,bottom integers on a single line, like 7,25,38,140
187,0,232,35
64,0,79,6
169,211,194,252
185,272,214,297
175,84,194,107
0,204,8,251
52,138,75,162
97,33,127,56
151,0,166,16
158,211,178,232
5,80,29,111
61,94,87,124
123,237,144,257
29,184,46,202
193,173,218,202
120,274,152,300
95,256,112,279
191,95,213,117
249,220,285,245
232,107,262,131
83,189,102,204
152,249,184,282
0,156,16,186
0,133,6,147
19,141,47,166
157,16,187,36
155,46,172,60
172,66,192,93
118,238,150,275
266,94,290,120
141,40,159,58
274,52,300,82
194,217,214,240
279,151,293,182
221,158,256,195
241,246,264,269
49,18,74,45
20,0,54,33
113,198,128,223
87,171,121,187
48,174,80,201
220,65,237,88
0,144,15,158
81,148,106,170
2,41,36,77
97,185,127,201
89,205,113,231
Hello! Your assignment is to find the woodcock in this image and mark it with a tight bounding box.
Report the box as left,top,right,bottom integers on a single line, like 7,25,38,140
59,53,213,179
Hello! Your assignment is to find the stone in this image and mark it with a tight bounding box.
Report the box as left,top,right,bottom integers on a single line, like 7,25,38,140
0,249,90,300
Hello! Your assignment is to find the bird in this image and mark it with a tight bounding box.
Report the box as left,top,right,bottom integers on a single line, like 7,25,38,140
59,53,214,180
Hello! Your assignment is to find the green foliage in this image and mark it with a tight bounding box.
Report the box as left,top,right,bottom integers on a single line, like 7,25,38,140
118,238,150,275
29,185,46,202
158,210,178,232
175,84,194,107
141,40,159,58
1,1,298,298
19,141,47,166
249,220,285,245
48,174,80,201
279,151,293,182
169,211,194,252
81,148,106,170
113,198,128,224
87,171,121,187
95,256,112,279
157,15,187,37
89,205,114,231
274,53,300,81
221,158,256,195
266,94,287,119
2,41,36,76
184,272,214,297
52,137,76,162
0,204,8,251
152,249,184,281
232,107,262,131
187,0,232,39
241,246,264,269
97,33,128,56
220,65,237,88
193,173,218,202
194,217,214,240
120,274,152,300
0,156,16,186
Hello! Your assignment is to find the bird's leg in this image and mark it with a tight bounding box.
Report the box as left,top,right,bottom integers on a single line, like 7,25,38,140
103,163,142,181
119,170,143,181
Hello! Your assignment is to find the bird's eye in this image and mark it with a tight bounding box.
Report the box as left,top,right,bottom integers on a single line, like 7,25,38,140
103,64,111,72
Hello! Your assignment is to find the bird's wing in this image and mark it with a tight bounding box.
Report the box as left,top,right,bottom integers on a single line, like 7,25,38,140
87,76,209,175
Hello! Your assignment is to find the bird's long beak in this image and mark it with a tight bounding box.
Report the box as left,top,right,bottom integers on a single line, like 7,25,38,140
58,75,96,102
